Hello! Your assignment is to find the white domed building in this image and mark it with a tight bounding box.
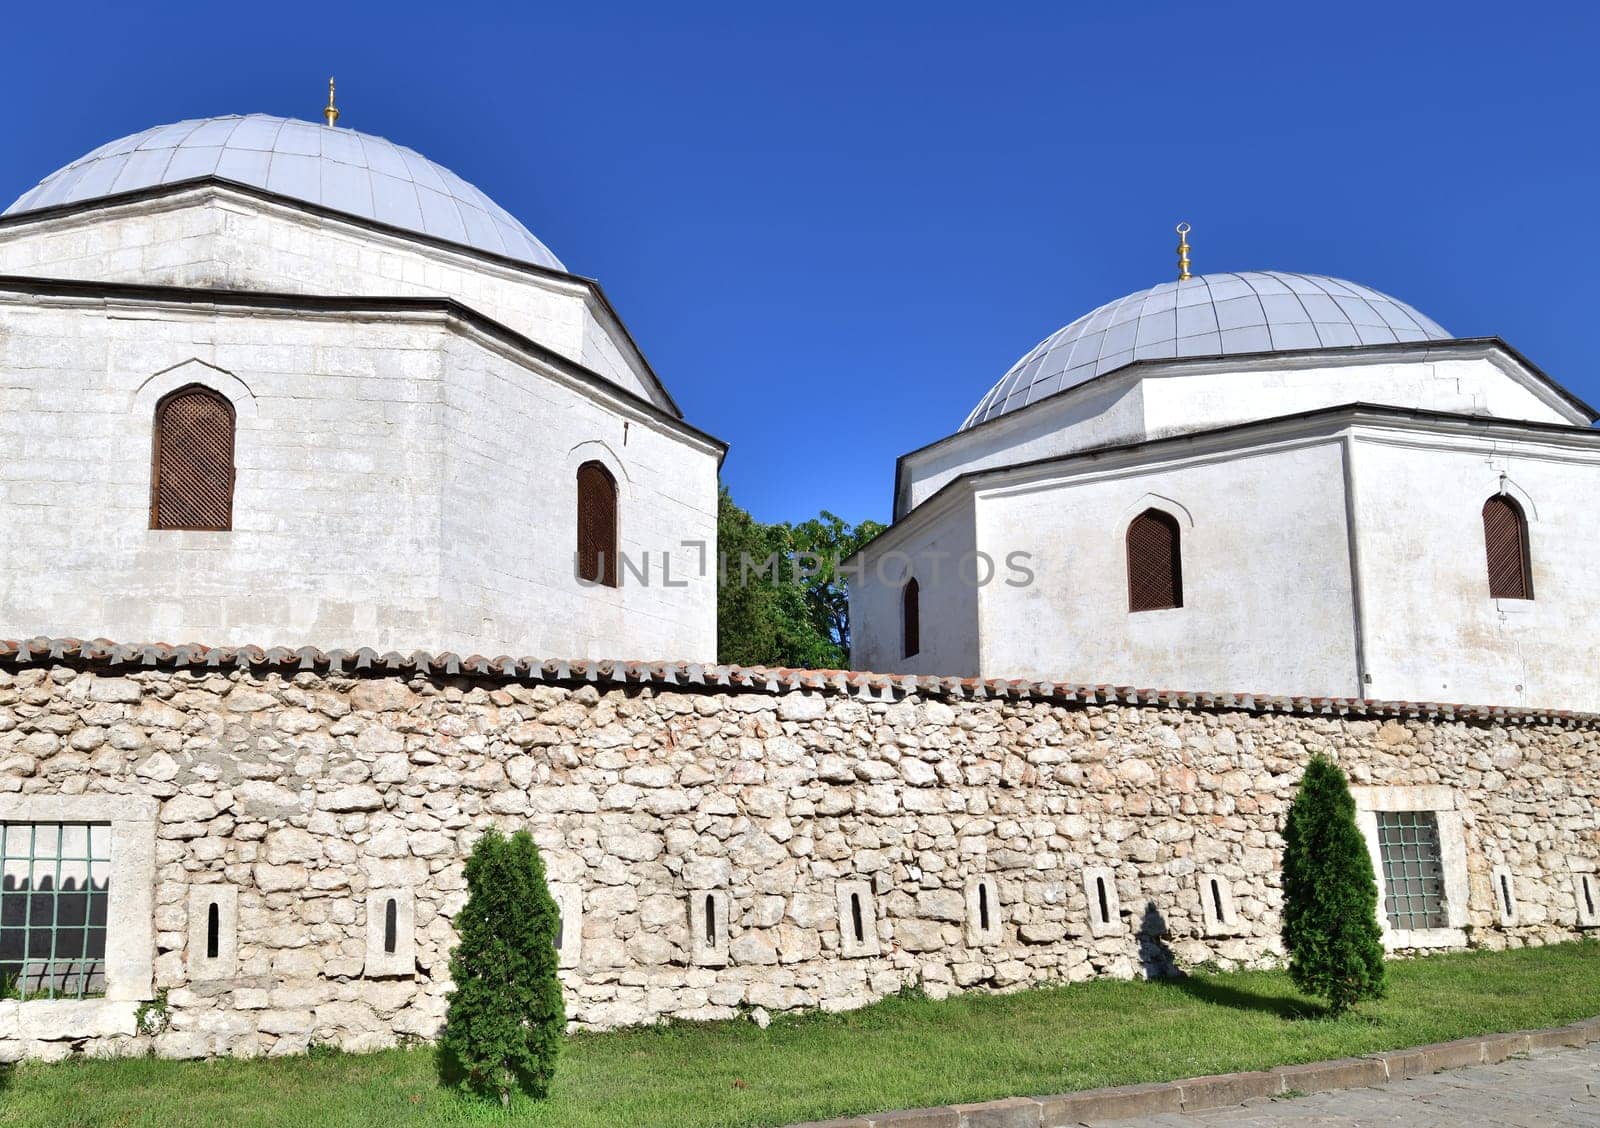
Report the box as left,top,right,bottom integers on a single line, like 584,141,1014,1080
0,107,722,658
849,250,1600,710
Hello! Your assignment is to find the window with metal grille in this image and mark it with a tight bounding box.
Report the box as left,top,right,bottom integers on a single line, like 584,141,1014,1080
1482,495,1532,600
576,461,618,587
902,577,920,658
1126,509,1182,612
1375,810,1448,931
151,385,235,531
0,823,111,1000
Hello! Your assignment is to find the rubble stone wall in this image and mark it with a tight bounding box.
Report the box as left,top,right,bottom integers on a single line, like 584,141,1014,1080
1,660,1596,1061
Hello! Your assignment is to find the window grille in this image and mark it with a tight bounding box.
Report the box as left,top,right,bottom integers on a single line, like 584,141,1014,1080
902,578,920,658
1481,495,1532,600
151,385,235,531
1127,509,1183,611
1375,810,1448,931
576,461,619,587
0,823,111,1000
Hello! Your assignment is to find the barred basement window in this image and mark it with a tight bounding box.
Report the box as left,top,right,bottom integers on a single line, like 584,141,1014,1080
900,577,921,659
0,823,111,1000
1127,509,1182,612
576,461,619,587
1482,495,1532,600
1375,810,1449,931
151,384,235,531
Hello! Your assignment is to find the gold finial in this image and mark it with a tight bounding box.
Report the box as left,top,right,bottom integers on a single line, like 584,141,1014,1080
323,77,339,128
1175,222,1192,281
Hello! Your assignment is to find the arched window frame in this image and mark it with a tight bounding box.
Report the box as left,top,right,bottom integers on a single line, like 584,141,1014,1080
576,460,620,588
149,384,236,531
1482,494,1533,600
901,576,920,659
1126,508,1183,612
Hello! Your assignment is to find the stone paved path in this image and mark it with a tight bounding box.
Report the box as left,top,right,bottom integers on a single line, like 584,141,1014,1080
1092,1042,1600,1126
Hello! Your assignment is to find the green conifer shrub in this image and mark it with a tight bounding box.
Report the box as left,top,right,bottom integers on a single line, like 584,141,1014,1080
1280,753,1387,1015
439,828,565,1103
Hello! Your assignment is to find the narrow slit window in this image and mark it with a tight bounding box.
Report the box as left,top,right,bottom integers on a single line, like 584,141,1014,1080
1209,879,1225,923
901,577,920,659
1482,495,1532,600
1583,875,1596,918
851,892,865,943
151,385,236,531
554,909,564,951
1499,874,1513,917
576,461,619,587
206,902,220,960
978,883,990,931
1095,876,1110,924
703,894,716,946
383,898,398,955
1126,509,1183,611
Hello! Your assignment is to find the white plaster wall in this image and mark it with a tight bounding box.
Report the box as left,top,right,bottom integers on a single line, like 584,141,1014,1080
848,493,980,676
971,438,1360,694
436,335,718,660
900,352,1584,520
0,189,672,412
1349,428,1600,711
899,379,1145,516
1142,356,1574,441
0,295,716,659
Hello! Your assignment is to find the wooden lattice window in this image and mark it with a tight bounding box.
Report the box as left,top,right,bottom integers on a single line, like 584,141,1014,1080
1482,495,1532,600
150,385,235,531
576,461,618,587
902,577,920,658
1126,508,1182,612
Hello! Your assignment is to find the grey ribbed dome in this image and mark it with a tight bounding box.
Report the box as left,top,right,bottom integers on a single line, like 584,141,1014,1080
4,114,564,271
962,271,1451,430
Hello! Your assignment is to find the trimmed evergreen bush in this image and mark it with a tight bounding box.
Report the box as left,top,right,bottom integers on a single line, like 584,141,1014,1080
1280,753,1386,1015
439,828,565,1103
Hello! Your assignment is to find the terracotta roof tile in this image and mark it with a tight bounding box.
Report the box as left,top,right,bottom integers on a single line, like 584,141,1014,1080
0,636,1593,727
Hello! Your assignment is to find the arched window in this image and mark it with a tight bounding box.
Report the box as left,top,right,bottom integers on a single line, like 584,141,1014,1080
1126,508,1182,611
150,385,235,530
902,577,920,658
1482,495,1532,600
576,461,618,587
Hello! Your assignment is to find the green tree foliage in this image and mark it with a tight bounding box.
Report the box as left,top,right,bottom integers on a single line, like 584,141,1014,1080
1280,754,1387,1015
439,828,565,1104
715,487,884,669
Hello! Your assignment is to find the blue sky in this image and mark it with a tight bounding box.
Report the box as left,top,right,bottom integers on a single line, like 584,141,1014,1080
3,1,1596,525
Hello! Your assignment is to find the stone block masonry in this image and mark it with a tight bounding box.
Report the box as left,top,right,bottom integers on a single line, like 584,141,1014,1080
0,640,1596,1061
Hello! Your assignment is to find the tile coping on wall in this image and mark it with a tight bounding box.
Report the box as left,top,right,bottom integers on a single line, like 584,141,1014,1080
1,636,1597,727
781,1017,1600,1128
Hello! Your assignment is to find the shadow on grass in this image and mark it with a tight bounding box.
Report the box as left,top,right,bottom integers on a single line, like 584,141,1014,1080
0,1061,13,1094
1137,902,1326,1022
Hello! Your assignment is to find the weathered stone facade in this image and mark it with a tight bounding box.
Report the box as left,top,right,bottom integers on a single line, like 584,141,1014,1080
1,648,1596,1062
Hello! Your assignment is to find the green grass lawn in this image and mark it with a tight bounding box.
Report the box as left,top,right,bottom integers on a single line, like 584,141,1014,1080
3,942,1596,1128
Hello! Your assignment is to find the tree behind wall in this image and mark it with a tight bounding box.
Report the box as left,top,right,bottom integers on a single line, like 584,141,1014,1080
1280,753,1386,1015
717,488,882,668
439,828,564,1104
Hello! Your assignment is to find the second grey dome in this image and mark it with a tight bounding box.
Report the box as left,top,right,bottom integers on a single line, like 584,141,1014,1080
962,271,1451,430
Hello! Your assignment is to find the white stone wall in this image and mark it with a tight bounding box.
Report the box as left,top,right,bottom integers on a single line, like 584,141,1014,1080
0,187,673,411
0,294,718,659
0,660,1594,1061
